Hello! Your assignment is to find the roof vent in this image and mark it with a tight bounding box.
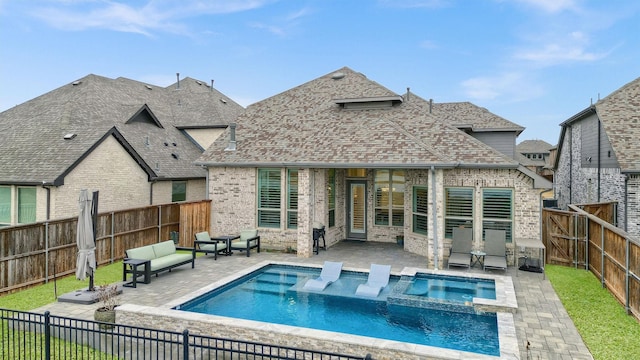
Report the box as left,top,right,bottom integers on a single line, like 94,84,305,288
145,85,152,90
72,81,82,86
172,153,179,159
64,133,77,140
331,72,345,80
220,98,227,104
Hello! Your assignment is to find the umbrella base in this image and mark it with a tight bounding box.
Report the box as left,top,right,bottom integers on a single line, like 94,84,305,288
57,286,123,305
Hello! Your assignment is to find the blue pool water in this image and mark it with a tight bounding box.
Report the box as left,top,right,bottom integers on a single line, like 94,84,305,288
177,265,500,356
405,273,497,302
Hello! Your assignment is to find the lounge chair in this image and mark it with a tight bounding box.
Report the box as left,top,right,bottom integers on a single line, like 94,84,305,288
484,229,507,271
193,231,228,260
229,229,261,257
355,264,392,298
447,227,473,269
303,261,343,291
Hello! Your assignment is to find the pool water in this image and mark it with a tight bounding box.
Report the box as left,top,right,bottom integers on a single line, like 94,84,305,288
404,273,496,302
177,265,500,356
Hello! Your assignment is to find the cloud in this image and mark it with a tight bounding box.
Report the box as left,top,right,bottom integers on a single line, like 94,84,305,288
514,31,610,66
29,0,271,36
419,40,437,49
461,72,543,102
249,6,313,37
511,0,581,13
377,0,450,8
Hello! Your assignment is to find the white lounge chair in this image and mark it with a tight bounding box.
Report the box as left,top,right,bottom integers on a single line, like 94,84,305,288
303,261,343,291
355,264,392,298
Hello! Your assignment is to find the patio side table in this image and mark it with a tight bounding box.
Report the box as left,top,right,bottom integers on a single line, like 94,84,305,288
123,258,151,288
470,250,486,268
211,235,240,256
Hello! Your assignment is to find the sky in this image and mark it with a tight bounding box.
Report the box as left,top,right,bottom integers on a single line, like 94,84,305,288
1,0,639,146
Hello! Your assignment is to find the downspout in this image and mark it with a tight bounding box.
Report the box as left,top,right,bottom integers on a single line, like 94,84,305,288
624,174,629,232
597,120,601,201
42,182,51,220
567,125,573,203
149,180,155,205
204,166,210,200
431,166,438,269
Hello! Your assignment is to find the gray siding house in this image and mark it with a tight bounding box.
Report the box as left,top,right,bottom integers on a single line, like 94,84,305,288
554,76,640,237
196,67,551,267
0,75,243,226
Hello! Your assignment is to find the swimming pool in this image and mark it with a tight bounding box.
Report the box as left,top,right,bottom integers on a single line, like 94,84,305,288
176,264,499,355
116,261,519,359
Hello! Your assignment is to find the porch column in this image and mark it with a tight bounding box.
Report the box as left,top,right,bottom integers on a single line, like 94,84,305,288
297,168,313,258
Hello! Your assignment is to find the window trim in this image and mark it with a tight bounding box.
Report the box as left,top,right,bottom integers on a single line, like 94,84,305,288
287,169,298,229
444,187,474,238
482,188,514,243
374,170,405,227
257,168,282,228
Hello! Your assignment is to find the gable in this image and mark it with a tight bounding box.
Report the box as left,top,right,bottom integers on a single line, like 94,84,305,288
126,104,163,128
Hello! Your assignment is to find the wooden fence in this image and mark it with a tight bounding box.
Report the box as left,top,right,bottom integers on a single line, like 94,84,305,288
542,202,640,322
0,200,211,295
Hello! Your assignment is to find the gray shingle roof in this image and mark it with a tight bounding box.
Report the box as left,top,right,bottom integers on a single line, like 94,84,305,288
595,76,640,173
429,101,524,133
197,67,519,168
0,74,243,184
517,139,553,153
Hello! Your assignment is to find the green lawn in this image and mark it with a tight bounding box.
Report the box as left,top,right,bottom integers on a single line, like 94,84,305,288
546,265,640,360
1,262,638,360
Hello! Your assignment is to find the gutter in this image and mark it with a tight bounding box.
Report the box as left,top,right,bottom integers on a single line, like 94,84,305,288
193,161,519,170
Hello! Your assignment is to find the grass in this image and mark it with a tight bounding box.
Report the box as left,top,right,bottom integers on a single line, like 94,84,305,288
546,265,640,360
1,261,639,360
0,261,124,311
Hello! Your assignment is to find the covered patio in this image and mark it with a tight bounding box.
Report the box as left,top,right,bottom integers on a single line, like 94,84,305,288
35,241,592,359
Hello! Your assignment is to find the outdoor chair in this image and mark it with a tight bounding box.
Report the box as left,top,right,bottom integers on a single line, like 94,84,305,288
483,229,507,271
303,261,343,291
447,227,473,269
355,264,392,298
229,229,261,257
193,231,228,260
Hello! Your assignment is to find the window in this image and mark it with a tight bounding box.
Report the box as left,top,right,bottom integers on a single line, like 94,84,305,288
287,169,298,229
257,169,281,228
17,187,36,224
412,186,428,235
171,181,187,202
327,169,336,227
374,170,404,226
482,188,513,242
444,187,473,238
0,186,10,225
347,169,367,178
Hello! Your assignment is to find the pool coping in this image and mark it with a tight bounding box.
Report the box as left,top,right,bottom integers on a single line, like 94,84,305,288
116,260,520,360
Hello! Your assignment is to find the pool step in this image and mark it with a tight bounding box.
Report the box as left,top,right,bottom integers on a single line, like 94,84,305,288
240,279,292,295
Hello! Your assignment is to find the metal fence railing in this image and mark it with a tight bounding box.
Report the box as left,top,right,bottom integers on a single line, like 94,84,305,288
1,309,372,360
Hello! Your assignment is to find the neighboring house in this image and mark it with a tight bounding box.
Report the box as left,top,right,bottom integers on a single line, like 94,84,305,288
196,67,552,267
0,74,243,227
554,76,640,237
516,139,555,182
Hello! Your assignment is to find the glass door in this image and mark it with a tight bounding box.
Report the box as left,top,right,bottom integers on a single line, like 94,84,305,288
347,181,366,240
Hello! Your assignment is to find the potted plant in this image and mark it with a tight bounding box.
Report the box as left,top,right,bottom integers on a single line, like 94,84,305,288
94,284,119,329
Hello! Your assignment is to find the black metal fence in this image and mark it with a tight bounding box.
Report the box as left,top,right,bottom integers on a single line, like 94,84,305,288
1,309,372,360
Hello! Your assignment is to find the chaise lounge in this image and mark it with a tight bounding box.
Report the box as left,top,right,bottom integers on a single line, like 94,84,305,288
303,261,343,291
447,227,473,269
355,264,392,298
484,229,507,271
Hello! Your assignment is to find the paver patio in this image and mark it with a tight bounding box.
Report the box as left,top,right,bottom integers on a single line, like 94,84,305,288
35,241,593,360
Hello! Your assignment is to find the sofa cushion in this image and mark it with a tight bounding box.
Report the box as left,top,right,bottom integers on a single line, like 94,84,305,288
240,229,258,241
149,253,192,272
126,245,156,261
153,240,176,258
231,239,258,248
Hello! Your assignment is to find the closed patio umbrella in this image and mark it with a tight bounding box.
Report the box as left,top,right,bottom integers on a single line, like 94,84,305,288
75,189,96,288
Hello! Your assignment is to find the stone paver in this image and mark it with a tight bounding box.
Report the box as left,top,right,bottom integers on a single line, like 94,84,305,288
35,241,593,359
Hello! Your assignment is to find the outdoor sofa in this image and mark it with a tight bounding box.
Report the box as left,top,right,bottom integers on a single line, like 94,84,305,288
124,240,195,281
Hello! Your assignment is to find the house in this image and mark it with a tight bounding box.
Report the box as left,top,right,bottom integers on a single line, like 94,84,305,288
554,76,640,237
516,139,555,182
196,67,552,266
0,74,243,227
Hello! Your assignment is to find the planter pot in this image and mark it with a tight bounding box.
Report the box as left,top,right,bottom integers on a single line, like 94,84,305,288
94,307,116,330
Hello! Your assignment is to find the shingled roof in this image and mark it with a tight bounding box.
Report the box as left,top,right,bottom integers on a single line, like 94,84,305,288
197,67,519,169
0,74,243,185
595,76,640,173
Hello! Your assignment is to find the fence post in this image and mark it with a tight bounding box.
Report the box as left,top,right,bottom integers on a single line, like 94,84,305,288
626,237,630,314
601,223,605,288
44,311,51,360
183,329,190,359
111,212,115,263
45,222,49,283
